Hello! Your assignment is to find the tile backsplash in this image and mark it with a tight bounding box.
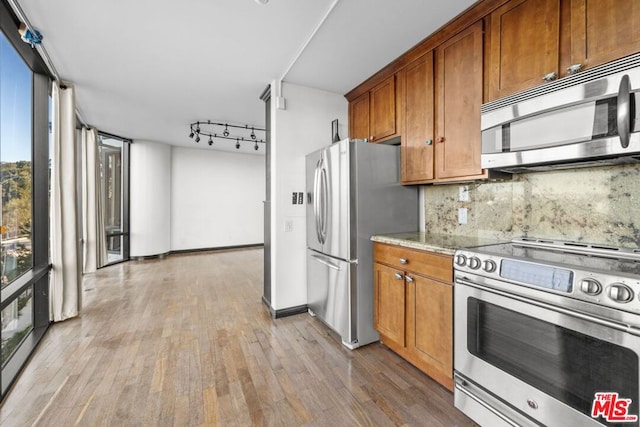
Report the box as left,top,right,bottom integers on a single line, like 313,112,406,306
424,164,640,248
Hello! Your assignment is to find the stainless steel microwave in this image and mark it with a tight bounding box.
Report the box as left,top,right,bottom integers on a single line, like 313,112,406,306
481,54,640,173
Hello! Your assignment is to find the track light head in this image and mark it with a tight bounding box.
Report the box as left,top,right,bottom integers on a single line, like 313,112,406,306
236,139,240,149
189,131,194,138
195,135,200,143
254,142,259,151
223,125,230,137
250,128,256,140
208,136,213,146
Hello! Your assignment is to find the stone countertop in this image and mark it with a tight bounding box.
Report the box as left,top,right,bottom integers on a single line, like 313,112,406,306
371,232,505,255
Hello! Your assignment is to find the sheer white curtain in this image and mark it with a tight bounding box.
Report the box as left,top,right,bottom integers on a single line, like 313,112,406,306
50,82,81,321
81,127,107,273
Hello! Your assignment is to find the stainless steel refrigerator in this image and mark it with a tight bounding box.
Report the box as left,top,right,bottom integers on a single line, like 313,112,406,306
306,139,418,349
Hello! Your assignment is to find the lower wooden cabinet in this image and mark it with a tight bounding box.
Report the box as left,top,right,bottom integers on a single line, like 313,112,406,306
373,242,453,391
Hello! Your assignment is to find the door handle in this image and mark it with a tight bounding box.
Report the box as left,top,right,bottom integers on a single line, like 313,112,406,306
311,254,341,271
313,160,322,244
617,74,634,149
320,167,329,244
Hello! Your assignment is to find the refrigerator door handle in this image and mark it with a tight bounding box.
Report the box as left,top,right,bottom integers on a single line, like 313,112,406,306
319,165,329,244
310,254,341,271
313,159,322,244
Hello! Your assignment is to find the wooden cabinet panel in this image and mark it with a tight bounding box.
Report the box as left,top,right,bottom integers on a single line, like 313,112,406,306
370,76,397,142
374,242,452,283
488,0,560,100
402,52,435,183
373,263,406,347
570,0,640,70
410,275,452,376
349,92,370,140
435,21,484,179
373,242,453,390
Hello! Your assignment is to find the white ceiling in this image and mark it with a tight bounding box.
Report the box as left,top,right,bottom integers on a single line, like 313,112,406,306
17,0,476,154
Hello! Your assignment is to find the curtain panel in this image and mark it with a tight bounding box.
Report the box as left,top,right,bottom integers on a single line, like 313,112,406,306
81,128,107,272
50,82,81,321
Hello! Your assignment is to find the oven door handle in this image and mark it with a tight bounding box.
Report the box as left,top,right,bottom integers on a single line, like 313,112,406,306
455,277,640,337
454,378,520,427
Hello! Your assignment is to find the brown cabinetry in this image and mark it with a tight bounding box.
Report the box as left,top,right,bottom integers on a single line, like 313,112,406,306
373,242,453,391
401,21,485,183
348,75,402,143
487,0,560,100
488,0,640,101
570,0,640,72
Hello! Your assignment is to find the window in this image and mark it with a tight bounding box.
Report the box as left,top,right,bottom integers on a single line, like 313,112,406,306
1,33,33,289
0,16,51,398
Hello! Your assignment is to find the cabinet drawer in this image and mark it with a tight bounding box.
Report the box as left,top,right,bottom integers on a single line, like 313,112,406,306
373,242,452,282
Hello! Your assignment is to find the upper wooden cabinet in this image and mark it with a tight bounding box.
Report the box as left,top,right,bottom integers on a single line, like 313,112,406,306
401,22,485,184
488,0,560,101
349,92,370,140
570,0,640,71
487,0,640,101
435,21,485,180
348,75,401,143
402,52,435,183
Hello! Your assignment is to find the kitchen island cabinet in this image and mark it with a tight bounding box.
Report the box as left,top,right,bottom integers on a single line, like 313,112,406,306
373,242,453,391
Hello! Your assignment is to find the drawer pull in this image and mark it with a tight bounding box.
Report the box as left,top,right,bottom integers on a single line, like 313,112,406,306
400,258,408,265
405,275,414,283
394,272,404,280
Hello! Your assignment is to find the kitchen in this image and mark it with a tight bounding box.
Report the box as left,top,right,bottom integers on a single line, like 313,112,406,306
2,0,640,425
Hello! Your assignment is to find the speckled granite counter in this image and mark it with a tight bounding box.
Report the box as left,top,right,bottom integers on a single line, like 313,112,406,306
371,232,505,255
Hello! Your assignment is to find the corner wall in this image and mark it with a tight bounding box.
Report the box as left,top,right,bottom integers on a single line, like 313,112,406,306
270,82,348,311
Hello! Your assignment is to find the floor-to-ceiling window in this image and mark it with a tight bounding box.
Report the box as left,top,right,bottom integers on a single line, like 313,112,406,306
0,15,51,398
98,133,129,266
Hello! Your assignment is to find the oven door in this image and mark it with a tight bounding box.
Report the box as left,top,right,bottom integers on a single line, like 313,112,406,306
454,277,640,427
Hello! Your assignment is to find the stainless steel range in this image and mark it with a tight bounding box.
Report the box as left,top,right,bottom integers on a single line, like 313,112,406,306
453,238,640,427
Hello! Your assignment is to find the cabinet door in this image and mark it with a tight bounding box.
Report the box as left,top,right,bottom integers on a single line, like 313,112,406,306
349,92,369,140
369,76,396,142
409,274,452,378
435,21,484,179
571,0,640,71
373,262,405,347
402,52,434,183
488,0,560,100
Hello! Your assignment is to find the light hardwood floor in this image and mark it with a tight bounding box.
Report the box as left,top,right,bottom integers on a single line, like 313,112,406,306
0,248,476,426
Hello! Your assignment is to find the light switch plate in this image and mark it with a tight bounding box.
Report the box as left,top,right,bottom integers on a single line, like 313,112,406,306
458,208,468,224
459,185,469,202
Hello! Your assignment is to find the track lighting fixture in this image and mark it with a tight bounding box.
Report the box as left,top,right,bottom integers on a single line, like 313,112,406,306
187,121,266,151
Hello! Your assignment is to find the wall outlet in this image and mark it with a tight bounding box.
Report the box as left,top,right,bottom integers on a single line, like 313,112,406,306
459,185,469,202
285,220,293,232
458,207,468,225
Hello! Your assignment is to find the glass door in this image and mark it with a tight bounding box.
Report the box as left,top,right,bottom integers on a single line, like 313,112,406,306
98,134,129,266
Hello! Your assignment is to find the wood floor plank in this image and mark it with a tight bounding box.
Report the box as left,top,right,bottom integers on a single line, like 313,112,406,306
0,248,477,426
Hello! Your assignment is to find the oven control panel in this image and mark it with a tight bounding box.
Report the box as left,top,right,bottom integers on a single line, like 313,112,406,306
454,248,640,315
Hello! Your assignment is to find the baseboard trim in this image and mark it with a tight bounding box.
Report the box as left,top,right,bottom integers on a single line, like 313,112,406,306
132,244,264,260
273,304,308,319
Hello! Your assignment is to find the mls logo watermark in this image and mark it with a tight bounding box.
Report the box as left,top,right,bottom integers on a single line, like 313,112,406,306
591,392,638,423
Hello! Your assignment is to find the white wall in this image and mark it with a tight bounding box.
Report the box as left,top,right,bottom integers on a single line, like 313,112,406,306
170,147,264,251
270,82,348,311
130,140,172,257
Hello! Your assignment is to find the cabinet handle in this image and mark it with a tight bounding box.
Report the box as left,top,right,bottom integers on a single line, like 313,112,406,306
369,135,375,142
405,275,414,283
437,136,445,143
542,72,557,82
567,63,583,75
394,272,404,280
425,139,433,146
399,258,408,265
